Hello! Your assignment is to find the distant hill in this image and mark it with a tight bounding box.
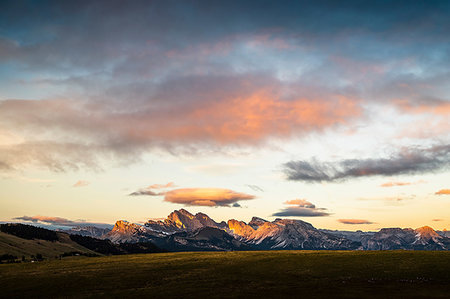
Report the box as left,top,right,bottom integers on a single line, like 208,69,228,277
0,223,164,262
0,230,97,261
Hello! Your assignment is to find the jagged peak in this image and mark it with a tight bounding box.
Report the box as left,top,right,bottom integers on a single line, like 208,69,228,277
248,216,268,229
112,220,142,232
176,208,194,217
250,216,267,222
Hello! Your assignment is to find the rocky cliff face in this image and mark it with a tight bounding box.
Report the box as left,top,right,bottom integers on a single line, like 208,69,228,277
145,209,225,234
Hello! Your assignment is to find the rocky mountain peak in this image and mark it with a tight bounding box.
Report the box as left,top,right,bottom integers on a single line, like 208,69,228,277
112,220,142,233
248,217,268,229
415,226,439,237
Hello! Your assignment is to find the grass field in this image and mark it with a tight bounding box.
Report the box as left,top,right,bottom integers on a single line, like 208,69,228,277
1,250,449,298
0,232,97,260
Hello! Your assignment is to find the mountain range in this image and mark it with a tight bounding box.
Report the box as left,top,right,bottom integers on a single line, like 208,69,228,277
65,209,449,251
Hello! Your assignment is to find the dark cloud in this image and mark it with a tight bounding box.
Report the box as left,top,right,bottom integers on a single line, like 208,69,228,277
272,199,330,217
129,190,164,196
246,184,264,192
14,215,112,229
272,207,330,217
284,144,450,182
129,182,175,196
0,1,449,172
338,219,374,225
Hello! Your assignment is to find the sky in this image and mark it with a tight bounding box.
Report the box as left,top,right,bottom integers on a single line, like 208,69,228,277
0,0,449,231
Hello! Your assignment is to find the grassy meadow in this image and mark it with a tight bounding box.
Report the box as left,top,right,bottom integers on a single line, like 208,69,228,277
1,250,449,298
0,232,97,260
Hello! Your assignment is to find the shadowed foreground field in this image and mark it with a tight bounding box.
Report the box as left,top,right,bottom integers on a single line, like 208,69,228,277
1,250,449,298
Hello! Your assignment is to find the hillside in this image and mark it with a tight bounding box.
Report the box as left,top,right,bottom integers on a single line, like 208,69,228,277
0,231,97,260
0,223,164,261
1,251,449,298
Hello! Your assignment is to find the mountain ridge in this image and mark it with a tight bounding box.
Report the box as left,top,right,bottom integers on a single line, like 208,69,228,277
98,209,449,251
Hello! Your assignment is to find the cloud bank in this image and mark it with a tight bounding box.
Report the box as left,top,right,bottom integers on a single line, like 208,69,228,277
0,1,449,172
14,215,112,229
284,145,450,182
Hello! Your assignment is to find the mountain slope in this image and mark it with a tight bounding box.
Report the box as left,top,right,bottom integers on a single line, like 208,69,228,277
361,226,450,250
0,231,98,260
104,209,361,250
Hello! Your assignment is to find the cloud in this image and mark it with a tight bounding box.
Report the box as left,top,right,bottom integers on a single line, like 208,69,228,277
148,182,175,189
14,215,112,229
380,181,411,187
284,199,315,208
272,199,330,217
380,180,425,187
0,88,361,172
284,144,450,182
163,188,255,207
435,189,450,195
129,190,164,196
129,182,175,196
1,1,450,173
73,180,89,187
338,219,374,225
272,207,330,217
246,184,264,192
432,219,443,222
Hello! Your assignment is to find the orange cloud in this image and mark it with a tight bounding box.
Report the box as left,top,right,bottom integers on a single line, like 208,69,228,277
338,219,374,225
394,98,450,116
380,181,410,187
73,180,90,187
148,182,175,189
164,188,255,207
284,199,315,208
435,189,450,195
380,180,425,187
185,92,359,144
0,86,361,171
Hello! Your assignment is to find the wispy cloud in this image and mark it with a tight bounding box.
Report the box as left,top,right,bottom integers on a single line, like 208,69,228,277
283,144,450,183
272,199,329,217
148,182,175,189
73,180,90,187
246,184,264,192
164,188,255,207
129,190,164,196
338,219,374,225
380,180,425,187
14,215,112,228
129,182,175,196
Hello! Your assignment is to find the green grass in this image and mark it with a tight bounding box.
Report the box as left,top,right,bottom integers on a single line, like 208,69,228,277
1,250,449,298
